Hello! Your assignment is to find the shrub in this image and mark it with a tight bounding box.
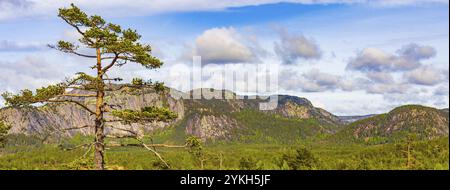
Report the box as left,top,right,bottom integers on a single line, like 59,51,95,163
131,78,144,86
0,122,12,148
239,156,258,170
281,147,319,170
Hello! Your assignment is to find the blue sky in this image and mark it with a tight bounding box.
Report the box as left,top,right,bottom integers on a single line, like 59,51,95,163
0,0,449,115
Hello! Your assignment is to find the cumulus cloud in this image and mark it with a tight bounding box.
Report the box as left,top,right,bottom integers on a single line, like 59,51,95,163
346,44,435,72
302,69,340,88
280,69,343,92
403,66,444,86
345,43,447,96
338,77,368,92
383,92,443,107
366,83,410,94
193,27,255,64
0,56,66,94
275,31,322,64
397,43,436,61
365,71,395,84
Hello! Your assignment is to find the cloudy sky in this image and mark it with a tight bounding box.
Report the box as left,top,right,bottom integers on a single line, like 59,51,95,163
0,0,449,115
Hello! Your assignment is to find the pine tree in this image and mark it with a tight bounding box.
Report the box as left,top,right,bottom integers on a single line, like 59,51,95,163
0,121,11,148
1,4,180,170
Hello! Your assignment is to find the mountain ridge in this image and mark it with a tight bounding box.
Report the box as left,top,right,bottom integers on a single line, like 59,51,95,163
329,105,449,144
0,86,342,142
0,86,448,144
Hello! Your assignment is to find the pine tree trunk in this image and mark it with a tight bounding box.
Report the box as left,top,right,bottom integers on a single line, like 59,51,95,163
94,48,106,170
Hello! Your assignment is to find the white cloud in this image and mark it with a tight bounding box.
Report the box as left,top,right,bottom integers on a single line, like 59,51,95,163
275,30,322,64
373,0,448,6
403,66,444,86
192,27,256,64
366,71,395,84
397,43,436,61
280,69,343,92
0,40,47,51
434,85,449,96
2,0,447,21
366,83,410,94
345,44,434,72
0,56,65,93
181,27,266,64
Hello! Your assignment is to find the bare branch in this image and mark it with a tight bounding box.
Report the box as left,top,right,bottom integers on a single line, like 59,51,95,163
108,143,186,148
61,93,96,97
41,125,93,143
101,53,119,74
71,51,97,58
103,77,123,81
60,17,94,45
106,125,138,136
65,85,97,91
83,143,95,157
63,125,93,131
48,42,96,59
105,134,137,139
47,99,95,115
142,143,170,168
101,56,134,61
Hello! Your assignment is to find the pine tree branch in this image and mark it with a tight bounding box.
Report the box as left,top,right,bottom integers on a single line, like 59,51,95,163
71,51,97,58
141,143,170,168
101,53,119,74
48,44,97,58
47,99,95,115
41,125,94,143
106,125,137,136
62,93,96,97
59,17,94,45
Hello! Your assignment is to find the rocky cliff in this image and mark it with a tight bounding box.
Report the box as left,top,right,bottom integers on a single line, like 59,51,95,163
0,87,343,142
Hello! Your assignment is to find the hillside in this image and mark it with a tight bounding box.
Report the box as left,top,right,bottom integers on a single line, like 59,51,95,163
1,86,448,145
0,86,342,143
330,105,449,144
338,114,377,124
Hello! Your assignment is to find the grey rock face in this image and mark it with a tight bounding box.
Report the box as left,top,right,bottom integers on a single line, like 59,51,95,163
185,114,239,141
0,87,185,138
0,87,344,141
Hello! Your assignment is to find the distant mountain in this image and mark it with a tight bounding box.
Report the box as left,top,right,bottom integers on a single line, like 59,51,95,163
338,114,377,124
330,105,449,144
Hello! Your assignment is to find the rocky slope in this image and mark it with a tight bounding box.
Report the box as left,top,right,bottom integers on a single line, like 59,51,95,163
0,86,185,139
172,89,343,141
330,105,449,144
0,87,343,142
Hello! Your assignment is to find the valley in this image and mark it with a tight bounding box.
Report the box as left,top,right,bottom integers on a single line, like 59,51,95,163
0,86,448,170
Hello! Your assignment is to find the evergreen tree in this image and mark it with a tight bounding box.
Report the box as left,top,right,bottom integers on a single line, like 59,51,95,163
0,121,11,148
1,4,178,170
